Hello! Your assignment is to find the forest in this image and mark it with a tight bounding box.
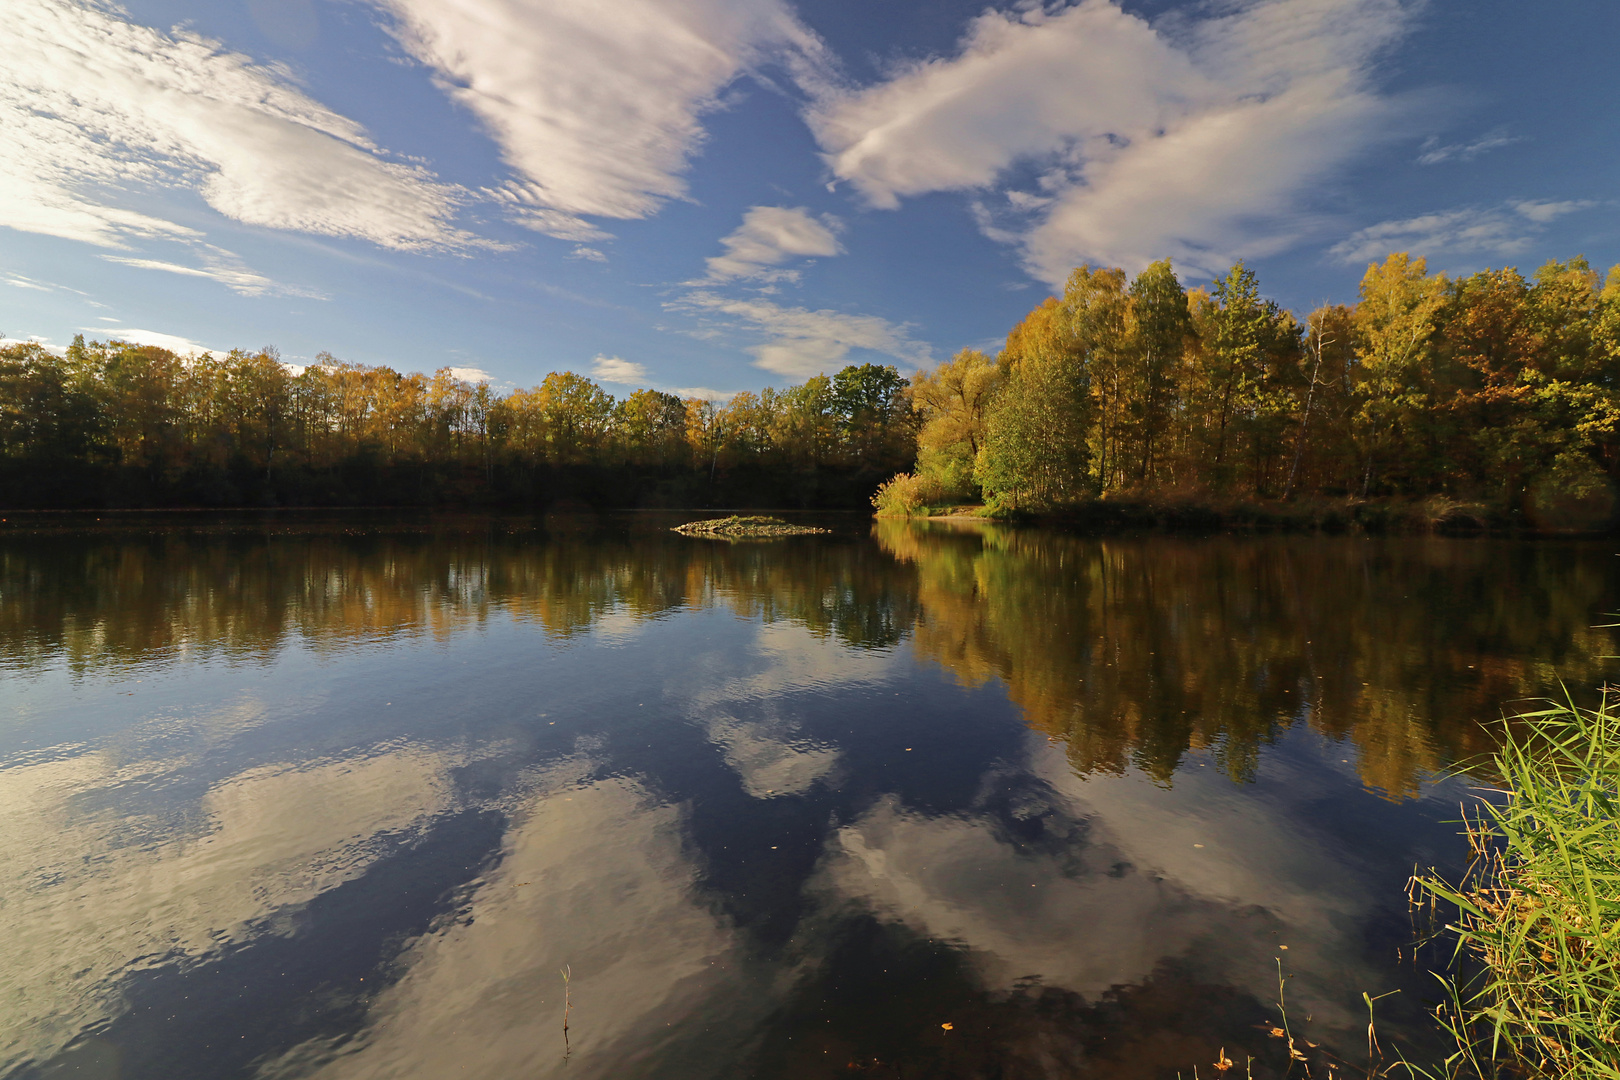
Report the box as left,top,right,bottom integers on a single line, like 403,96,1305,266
0,338,912,509
888,253,1620,530
2,252,1618,524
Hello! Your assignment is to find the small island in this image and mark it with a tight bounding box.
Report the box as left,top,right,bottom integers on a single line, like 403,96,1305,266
672,515,830,538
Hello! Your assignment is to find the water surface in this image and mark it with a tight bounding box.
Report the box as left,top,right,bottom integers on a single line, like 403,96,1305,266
2,516,1614,1079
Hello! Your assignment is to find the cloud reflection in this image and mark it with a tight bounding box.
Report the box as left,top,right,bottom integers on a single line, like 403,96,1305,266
0,742,453,1070
265,776,771,1080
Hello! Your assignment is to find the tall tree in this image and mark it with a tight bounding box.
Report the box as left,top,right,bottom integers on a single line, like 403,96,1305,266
977,298,1093,509
1125,259,1192,486
1352,254,1445,494
908,348,1000,499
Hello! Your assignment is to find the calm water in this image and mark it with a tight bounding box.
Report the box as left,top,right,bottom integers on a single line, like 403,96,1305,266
1,515,1615,1080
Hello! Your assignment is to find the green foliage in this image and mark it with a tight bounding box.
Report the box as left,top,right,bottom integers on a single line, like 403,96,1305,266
975,295,1094,509
908,348,999,501
1414,694,1620,1080
976,352,1092,510
871,470,945,517
1123,258,1193,485
900,252,1620,524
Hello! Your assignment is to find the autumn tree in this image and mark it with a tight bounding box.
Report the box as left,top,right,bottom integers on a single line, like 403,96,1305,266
908,348,1000,499
1351,254,1446,495
977,297,1093,509
1124,259,1193,486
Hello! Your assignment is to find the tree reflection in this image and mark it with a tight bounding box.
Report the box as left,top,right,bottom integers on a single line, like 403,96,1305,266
876,521,1617,796
0,522,914,677
2,519,1612,797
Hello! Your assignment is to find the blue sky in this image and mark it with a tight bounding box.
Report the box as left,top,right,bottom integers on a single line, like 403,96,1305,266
1,0,1615,396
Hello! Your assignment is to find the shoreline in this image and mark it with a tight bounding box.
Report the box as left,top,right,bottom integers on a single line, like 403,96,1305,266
881,494,1619,537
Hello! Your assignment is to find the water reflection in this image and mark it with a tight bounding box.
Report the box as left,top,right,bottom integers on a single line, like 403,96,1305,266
876,521,1615,796
0,522,910,673
6,520,1611,797
0,518,1614,1079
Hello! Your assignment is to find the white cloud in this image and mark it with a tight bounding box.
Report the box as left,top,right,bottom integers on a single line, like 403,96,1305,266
445,366,492,383
80,326,222,355
0,336,65,354
570,246,609,263
0,0,480,252
591,355,652,385
1511,198,1595,225
587,354,738,398
1329,199,1597,264
668,386,737,401
507,208,614,243
1417,128,1519,166
375,0,830,231
100,256,221,280
4,272,96,299
671,291,930,380
99,246,323,299
808,0,1416,282
705,206,842,281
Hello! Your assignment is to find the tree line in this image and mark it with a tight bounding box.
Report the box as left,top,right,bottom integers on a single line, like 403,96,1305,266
882,253,1620,528
0,336,911,508
4,250,1617,518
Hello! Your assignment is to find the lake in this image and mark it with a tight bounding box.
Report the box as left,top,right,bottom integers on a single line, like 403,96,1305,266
1,515,1615,1079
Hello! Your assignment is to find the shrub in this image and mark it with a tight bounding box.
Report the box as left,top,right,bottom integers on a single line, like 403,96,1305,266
871,471,944,517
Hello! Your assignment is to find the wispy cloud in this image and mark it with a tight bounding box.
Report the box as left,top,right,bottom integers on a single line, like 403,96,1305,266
5,272,97,300
704,206,842,282
807,0,1417,282
374,0,831,236
99,247,325,299
81,326,223,355
570,246,609,264
0,0,481,252
1510,199,1594,225
671,291,931,379
1416,127,1519,166
1329,199,1597,263
590,356,651,385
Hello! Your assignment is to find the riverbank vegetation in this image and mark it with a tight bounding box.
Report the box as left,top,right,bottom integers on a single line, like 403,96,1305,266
1415,695,1620,1079
883,254,1620,533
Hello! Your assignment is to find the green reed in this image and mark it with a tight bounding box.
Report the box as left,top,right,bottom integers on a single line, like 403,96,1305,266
1415,692,1620,1079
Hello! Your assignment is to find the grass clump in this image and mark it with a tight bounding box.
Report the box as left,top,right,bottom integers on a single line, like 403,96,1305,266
1414,693,1620,1079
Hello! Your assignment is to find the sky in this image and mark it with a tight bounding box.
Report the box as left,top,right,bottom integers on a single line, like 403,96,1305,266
1,0,1615,397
